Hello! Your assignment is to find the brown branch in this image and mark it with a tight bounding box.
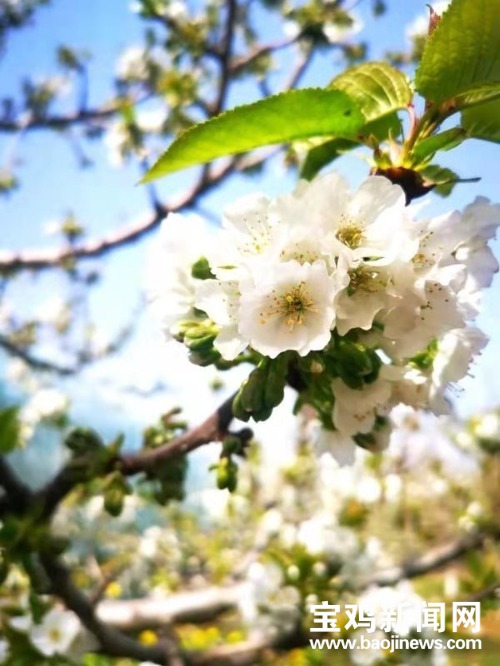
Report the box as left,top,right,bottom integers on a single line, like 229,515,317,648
363,530,490,588
39,551,183,665
97,584,245,630
40,550,294,666
230,35,299,75
465,580,500,603
31,393,238,519
0,158,235,273
0,305,138,375
0,334,77,376
0,144,281,274
95,531,497,635
0,105,121,134
51,526,499,666
213,0,238,115
121,393,236,475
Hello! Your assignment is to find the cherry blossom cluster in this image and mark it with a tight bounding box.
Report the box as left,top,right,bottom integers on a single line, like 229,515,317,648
149,172,500,461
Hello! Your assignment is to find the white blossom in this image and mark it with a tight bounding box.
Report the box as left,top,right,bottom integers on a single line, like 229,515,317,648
30,609,81,657
149,170,500,461
21,388,69,440
332,371,393,437
238,260,345,358
357,583,424,636
195,279,246,360
472,411,500,439
146,213,215,339
116,45,168,81
316,429,357,466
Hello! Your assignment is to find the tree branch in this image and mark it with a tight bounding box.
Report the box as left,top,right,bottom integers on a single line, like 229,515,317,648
0,159,235,273
0,105,121,134
121,393,236,475
97,584,245,630
39,551,183,665
0,306,138,375
30,393,238,519
213,0,238,115
229,35,299,75
363,530,491,588
0,334,77,376
95,530,498,634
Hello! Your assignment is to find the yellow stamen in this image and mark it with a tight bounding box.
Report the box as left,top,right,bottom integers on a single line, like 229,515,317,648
260,282,318,330
348,266,386,294
336,218,364,249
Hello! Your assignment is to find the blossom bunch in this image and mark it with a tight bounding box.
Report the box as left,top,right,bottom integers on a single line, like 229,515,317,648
149,172,499,460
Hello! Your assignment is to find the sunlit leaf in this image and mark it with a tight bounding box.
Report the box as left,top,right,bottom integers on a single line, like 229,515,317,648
420,164,460,197
415,0,500,104
331,61,411,122
301,138,358,180
462,97,500,143
411,127,466,162
142,89,364,182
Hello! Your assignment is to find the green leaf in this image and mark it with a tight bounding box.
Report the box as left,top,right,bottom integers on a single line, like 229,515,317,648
420,164,460,197
301,138,358,180
415,0,500,104
331,61,411,123
299,63,409,181
142,89,364,182
462,97,500,143
0,406,20,454
411,127,466,162
361,112,402,141
300,111,402,181
456,85,500,110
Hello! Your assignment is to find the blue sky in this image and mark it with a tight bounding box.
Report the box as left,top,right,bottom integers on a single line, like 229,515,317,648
1,0,500,453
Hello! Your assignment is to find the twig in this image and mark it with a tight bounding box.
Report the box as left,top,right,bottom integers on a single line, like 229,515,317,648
31,393,238,518
362,530,490,588
0,307,138,376
465,581,500,603
213,0,238,115
282,43,314,92
39,551,183,665
0,146,278,274
120,393,235,475
230,35,299,74
0,105,121,134
0,158,235,272
0,334,77,376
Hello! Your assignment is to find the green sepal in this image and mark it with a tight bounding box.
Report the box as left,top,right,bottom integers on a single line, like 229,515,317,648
191,256,215,280
103,471,131,517
411,127,466,164
300,138,358,181
215,456,238,492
